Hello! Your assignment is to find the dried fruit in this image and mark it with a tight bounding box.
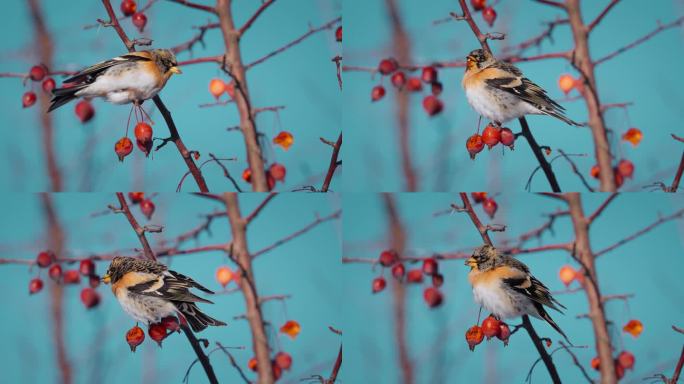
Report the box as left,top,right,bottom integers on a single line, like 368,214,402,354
371,85,386,102
481,315,501,340
378,58,398,75
391,263,405,279
42,78,56,93
115,137,133,161
422,95,443,116
273,131,294,150
280,320,301,339
617,159,634,179
391,71,406,88
482,6,497,26
269,163,286,182
216,266,234,288
423,287,443,308
482,198,498,218
80,287,101,309
148,323,168,346
622,128,642,147
559,265,576,287
500,127,515,147
129,192,145,204
29,65,47,81
421,66,438,83
22,92,37,108
466,134,485,159
75,100,95,123
275,351,292,370
622,319,643,338
372,276,387,293
558,74,575,94
132,12,147,32
406,269,423,283
617,351,635,370
48,264,62,281
406,77,423,92
335,26,342,42
36,251,53,268
29,278,44,294
497,322,511,345
465,325,484,351
422,258,438,276
481,125,501,148
79,259,95,276
63,270,81,284
161,316,180,333
126,325,145,352
121,0,137,16
140,199,155,220
379,250,398,267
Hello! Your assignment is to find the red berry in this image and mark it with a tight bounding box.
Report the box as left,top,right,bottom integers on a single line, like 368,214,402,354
63,270,81,284
115,137,133,162
482,198,498,218
36,251,53,268
590,165,600,179
274,351,292,370
272,361,283,380
371,85,386,101
431,273,444,287
126,325,145,352
617,159,634,179
465,325,484,351
406,269,423,283
482,6,497,27
22,92,37,108
590,357,600,371
248,357,258,371
129,192,145,204
242,168,252,183
406,77,423,92
481,315,501,340
379,250,398,267
431,81,443,96
148,323,168,346
421,66,438,83
500,127,515,147
29,65,47,81
209,78,226,99
391,263,405,279
391,71,406,88
372,276,387,293
497,322,511,346
140,199,155,220
423,287,443,308
29,278,44,294
121,0,137,16
42,78,56,93
75,100,95,123
481,125,501,148
89,275,101,288
558,74,575,95
471,0,487,11
614,168,624,188
378,58,398,75
80,287,101,309
617,351,635,370
269,163,286,182
132,12,147,32
615,362,625,380
134,122,153,156
162,316,180,333
422,258,438,276
48,264,62,281
466,134,485,159
79,259,95,276
471,192,487,203
335,26,342,42
266,171,276,191
422,95,443,116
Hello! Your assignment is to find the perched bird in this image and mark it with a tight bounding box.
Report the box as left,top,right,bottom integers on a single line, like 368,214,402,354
465,245,569,342
462,49,580,126
102,256,225,332
48,49,181,112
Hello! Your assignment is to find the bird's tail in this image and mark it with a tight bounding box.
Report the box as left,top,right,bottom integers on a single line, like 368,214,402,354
175,302,226,333
537,305,572,345
48,84,88,112
545,110,581,126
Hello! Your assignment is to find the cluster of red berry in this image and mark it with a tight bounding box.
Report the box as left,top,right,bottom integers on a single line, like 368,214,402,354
125,316,181,351
466,124,515,159
470,192,498,219
121,0,147,33
241,163,286,191
247,351,293,381
371,58,445,117
590,158,634,188
372,250,445,308
465,315,511,351
114,121,155,161
471,0,497,27
590,350,635,380
30,251,101,309
128,192,156,220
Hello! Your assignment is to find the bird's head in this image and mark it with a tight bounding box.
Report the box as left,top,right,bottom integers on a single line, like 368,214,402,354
465,49,492,71
152,49,182,76
465,244,501,271
102,256,136,284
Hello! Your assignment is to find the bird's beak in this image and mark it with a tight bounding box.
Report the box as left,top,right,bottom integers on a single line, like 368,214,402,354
102,274,111,284
465,257,477,268
169,66,182,75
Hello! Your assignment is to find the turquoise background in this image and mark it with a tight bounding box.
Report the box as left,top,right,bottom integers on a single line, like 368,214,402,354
0,0,341,192
343,0,684,192
0,193,342,383
342,193,684,383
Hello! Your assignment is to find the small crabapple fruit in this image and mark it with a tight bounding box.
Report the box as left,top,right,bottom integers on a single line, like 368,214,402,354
372,276,387,293
134,122,153,156
378,58,398,75
466,134,485,159
275,351,292,370
140,199,155,220
500,127,515,147
615,362,625,380
36,251,53,268
115,137,133,162
266,171,276,191
371,85,386,102
89,275,101,288
431,81,443,96
379,250,398,267
162,316,180,333
471,192,487,203
481,125,501,149
406,269,423,283
272,361,283,380
29,65,47,81
335,26,342,42
148,323,168,346
29,278,44,294
471,0,487,11
617,351,635,370
431,273,444,287
22,92,37,108
48,264,62,281
497,322,511,345
406,77,423,92
129,192,145,204
42,77,56,93
80,287,101,309
558,74,575,94
242,168,252,183
421,66,438,83
132,12,147,32
617,159,634,179
482,6,497,27
126,325,145,352
63,270,81,284
269,163,286,182
121,0,137,16
614,168,624,188
248,357,258,371
423,287,443,308
590,164,600,179
481,315,501,340
75,100,95,123
422,258,438,276
209,78,226,99
482,198,498,218
465,325,484,351
391,71,406,88
559,265,576,286
79,259,95,276
422,95,443,116
590,357,600,370
391,263,405,279
216,266,233,287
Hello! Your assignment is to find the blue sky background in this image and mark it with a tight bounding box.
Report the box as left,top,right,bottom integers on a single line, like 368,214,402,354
342,193,684,383
0,193,342,383
0,0,341,192
344,0,684,192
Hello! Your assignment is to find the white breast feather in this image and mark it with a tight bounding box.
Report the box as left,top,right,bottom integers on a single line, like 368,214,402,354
116,289,176,324
77,68,161,104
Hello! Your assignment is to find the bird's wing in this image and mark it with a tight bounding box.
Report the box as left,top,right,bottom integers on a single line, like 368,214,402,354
502,271,566,312
128,270,214,304
64,52,152,84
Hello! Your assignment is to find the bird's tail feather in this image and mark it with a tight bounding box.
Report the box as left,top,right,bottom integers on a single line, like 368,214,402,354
48,84,88,112
175,302,226,333
537,305,572,345
545,110,581,126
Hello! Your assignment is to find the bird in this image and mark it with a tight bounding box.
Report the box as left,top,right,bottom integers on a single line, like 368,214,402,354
48,49,181,112
465,244,569,342
101,256,226,332
462,48,580,126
